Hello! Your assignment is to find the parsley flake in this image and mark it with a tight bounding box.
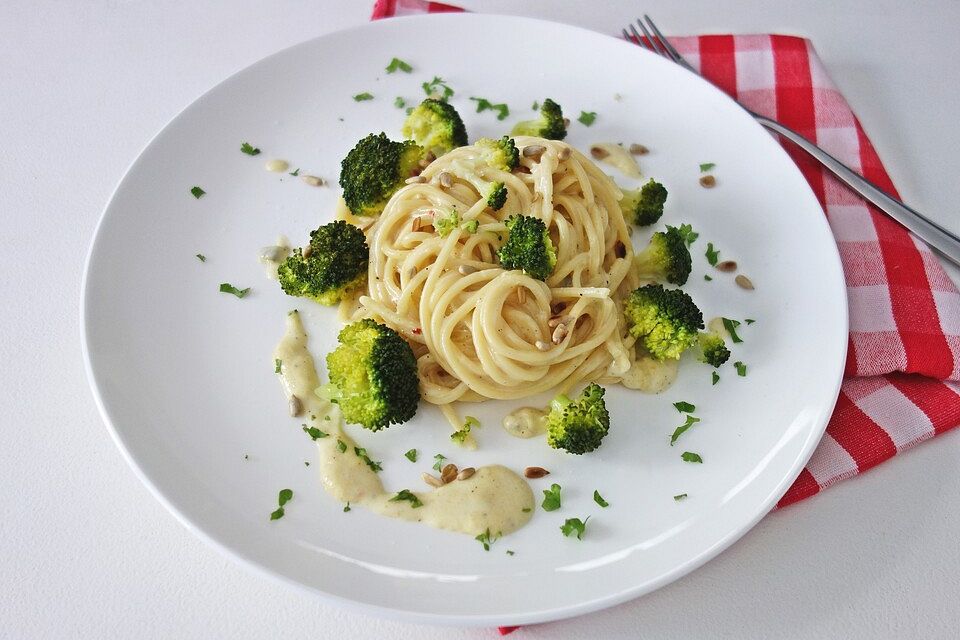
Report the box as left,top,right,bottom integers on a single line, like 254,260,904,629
469,96,510,120
681,451,703,463
506,550,515,556
190,186,206,199
432,453,447,472
274,359,282,374
389,489,423,508
735,361,747,376
745,318,756,325
195,253,206,262
269,488,293,520
676,223,699,246
385,57,413,73
673,401,696,413
541,483,562,512
712,371,720,385
343,502,351,512
722,318,743,343
404,449,418,463
394,96,406,109
522,507,532,513
336,439,347,453
560,517,589,540
532,100,540,110
289,168,300,176
475,528,500,551
704,275,713,281
421,76,454,101
219,283,250,298
593,490,610,508
577,111,597,126
354,446,382,472
699,162,716,172
353,92,374,102
670,415,701,446
240,142,261,156
705,242,719,266
674,493,688,501
302,425,328,440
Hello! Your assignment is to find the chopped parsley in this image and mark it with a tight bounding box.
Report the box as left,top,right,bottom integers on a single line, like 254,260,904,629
577,111,597,126
560,517,589,540
385,57,413,73
304,461,310,466
705,242,719,266
432,453,447,472
699,162,716,172
270,488,293,520
735,361,747,376
274,359,282,374
240,142,261,156
674,493,688,501
673,401,696,413
469,96,510,120
704,275,713,281
421,76,454,101
244,454,248,460
521,507,532,513
712,371,720,385
681,451,703,463
354,447,383,472
404,449,418,463
532,100,540,110
289,168,300,176
343,502,351,512
394,96,406,109
676,223,699,246
219,283,250,298
541,483,562,512
353,92,374,101
475,528,500,551
670,415,701,446
593,490,610,508
745,318,756,325
302,425,328,440
195,253,206,262
722,318,743,343
389,489,423,508
506,550,515,556
451,415,480,445
336,439,347,453
190,186,206,199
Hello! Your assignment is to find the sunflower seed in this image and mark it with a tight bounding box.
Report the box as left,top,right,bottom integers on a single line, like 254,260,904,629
301,244,312,259
558,147,572,161
735,274,755,290
522,145,546,160
524,466,550,479
441,463,459,484
716,260,737,272
535,340,551,351
407,266,418,280
300,175,326,187
547,315,569,328
590,146,609,160
288,395,303,417
517,288,526,304
438,171,453,188
458,264,476,275
699,175,717,188
457,467,476,481
563,117,571,128
422,472,444,488
629,143,649,155
551,323,568,344
411,216,422,232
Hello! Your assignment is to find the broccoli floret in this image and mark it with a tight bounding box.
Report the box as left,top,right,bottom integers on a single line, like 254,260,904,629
401,99,468,158
634,225,692,285
545,383,610,454
621,179,668,226
318,319,420,431
475,136,520,171
695,331,731,367
277,220,368,305
497,214,556,281
624,284,704,361
339,133,424,216
511,98,567,140
434,208,461,237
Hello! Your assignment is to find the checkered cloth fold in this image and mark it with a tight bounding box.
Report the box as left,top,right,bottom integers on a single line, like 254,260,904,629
371,1,960,632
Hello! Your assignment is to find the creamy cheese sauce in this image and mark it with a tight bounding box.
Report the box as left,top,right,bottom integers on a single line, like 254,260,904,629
620,356,679,393
274,312,534,536
258,235,291,280
707,316,731,339
591,142,642,178
265,158,290,173
502,407,547,439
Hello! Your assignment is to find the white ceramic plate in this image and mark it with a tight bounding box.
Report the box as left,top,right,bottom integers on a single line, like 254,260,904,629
82,14,847,626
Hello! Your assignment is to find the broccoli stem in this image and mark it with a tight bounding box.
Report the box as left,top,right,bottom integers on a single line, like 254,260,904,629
549,394,572,413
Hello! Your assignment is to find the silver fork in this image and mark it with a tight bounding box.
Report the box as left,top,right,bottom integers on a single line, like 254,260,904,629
624,16,960,267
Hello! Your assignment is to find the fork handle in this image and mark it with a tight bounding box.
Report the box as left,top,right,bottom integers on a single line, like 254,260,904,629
753,114,960,268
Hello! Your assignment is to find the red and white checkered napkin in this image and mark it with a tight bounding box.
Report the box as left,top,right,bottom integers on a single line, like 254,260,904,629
373,0,960,631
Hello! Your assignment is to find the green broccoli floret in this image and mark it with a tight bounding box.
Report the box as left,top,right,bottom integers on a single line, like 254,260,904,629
277,220,368,305
624,284,704,361
621,179,668,226
545,383,610,454
497,214,556,281
434,208,461,237
634,225,692,285
511,98,567,140
475,136,520,171
401,99,468,158
318,319,420,431
695,331,731,367
339,133,424,216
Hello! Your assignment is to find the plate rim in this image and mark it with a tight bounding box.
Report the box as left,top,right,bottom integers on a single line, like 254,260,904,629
81,12,849,626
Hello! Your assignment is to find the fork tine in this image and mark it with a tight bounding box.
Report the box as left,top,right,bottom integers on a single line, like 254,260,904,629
628,24,650,51
636,19,668,57
643,15,683,63
621,28,634,43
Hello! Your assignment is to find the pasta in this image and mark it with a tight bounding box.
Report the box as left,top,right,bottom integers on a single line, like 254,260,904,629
344,136,642,414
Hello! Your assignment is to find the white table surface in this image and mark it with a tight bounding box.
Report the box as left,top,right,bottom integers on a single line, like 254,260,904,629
3,1,958,637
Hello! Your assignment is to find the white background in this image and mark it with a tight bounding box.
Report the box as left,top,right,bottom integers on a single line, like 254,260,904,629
3,1,959,638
